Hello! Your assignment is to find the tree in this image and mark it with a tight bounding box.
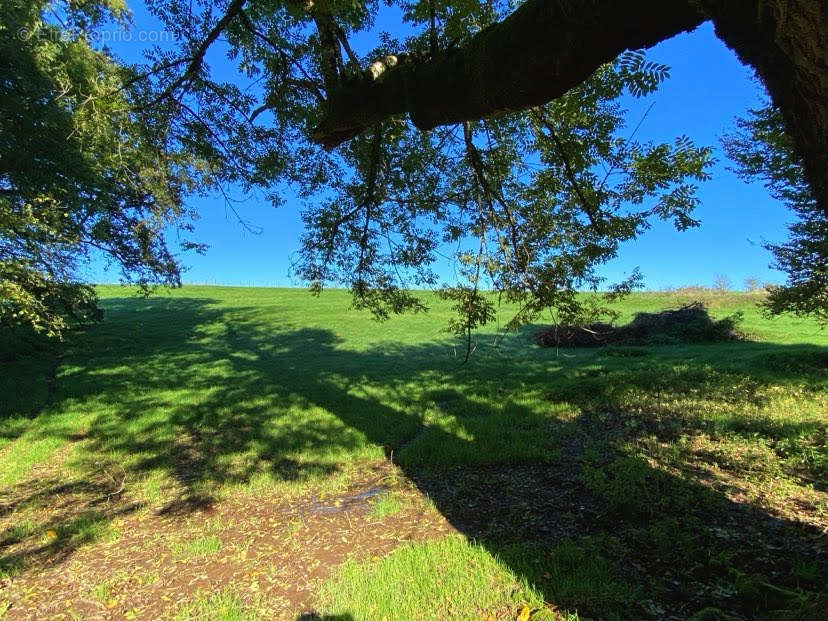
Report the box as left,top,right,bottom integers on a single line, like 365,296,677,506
4,0,825,335
133,0,823,330
298,53,712,332
0,0,242,336
724,103,827,323
310,0,827,213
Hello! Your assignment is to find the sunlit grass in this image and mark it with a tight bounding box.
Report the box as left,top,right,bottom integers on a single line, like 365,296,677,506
318,534,545,620
369,491,404,518
2,287,824,494
318,534,637,619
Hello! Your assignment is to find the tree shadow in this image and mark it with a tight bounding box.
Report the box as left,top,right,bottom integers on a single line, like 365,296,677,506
2,296,826,617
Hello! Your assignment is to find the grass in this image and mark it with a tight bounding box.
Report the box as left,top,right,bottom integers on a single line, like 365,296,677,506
174,586,263,621
0,520,37,546
369,492,405,518
0,557,24,581
495,539,638,617
0,286,825,618
135,570,161,586
57,511,120,544
171,535,222,559
90,577,118,605
0,436,68,487
318,534,544,620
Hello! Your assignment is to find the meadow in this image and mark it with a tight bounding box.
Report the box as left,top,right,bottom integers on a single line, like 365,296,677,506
0,286,826,620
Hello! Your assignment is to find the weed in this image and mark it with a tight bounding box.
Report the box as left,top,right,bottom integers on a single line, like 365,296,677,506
135,571,161,586
792,559,819,585
0,557,24,580
0,520,37,546
57,512,120,545
90,580,113,604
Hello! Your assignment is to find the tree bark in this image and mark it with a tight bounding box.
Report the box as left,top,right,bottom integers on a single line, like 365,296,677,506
312,0,826,210
312,0,704,146
698,0,827,212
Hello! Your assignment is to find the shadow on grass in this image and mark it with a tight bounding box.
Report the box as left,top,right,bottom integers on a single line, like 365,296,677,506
1,296,826,617
0,473,143,577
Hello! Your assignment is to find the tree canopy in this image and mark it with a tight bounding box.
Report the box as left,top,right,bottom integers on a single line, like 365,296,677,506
724,103,827,324
1,0,825,337
1,0,209,336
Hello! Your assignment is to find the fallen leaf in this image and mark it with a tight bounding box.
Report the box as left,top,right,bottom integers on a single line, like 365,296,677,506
517,604,531,621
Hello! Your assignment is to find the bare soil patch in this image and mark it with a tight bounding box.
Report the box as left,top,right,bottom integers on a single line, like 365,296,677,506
0,461,453,620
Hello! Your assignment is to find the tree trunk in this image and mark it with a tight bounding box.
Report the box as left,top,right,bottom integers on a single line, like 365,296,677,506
698,0,827,212
312,0,826,210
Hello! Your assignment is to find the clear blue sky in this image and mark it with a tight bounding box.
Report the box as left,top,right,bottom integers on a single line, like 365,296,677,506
86,4,791,291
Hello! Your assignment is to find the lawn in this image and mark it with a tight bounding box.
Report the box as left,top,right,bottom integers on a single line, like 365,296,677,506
0,286,826,619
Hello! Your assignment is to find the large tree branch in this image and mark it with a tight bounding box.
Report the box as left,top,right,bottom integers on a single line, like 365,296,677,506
312,0,826,210
312,0,705,148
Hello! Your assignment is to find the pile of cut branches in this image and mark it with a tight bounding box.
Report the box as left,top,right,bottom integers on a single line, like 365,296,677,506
534,302,744,348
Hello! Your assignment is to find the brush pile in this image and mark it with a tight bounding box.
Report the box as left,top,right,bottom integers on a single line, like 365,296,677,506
534,302,743,348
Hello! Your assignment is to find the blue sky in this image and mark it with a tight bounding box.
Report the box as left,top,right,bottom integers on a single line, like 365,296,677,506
87,4,791,291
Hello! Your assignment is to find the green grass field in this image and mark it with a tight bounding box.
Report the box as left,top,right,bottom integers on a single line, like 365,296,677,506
1,286,826,619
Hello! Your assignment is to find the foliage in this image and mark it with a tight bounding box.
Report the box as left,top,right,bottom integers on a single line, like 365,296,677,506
102,0,714,337
723,103,827,324
296,53,712,331
0,0,214,337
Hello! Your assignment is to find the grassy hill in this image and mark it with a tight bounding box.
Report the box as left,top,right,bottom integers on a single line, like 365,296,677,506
0,286,825,619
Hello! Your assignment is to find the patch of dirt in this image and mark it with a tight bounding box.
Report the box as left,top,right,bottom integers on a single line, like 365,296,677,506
0,461,453,620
